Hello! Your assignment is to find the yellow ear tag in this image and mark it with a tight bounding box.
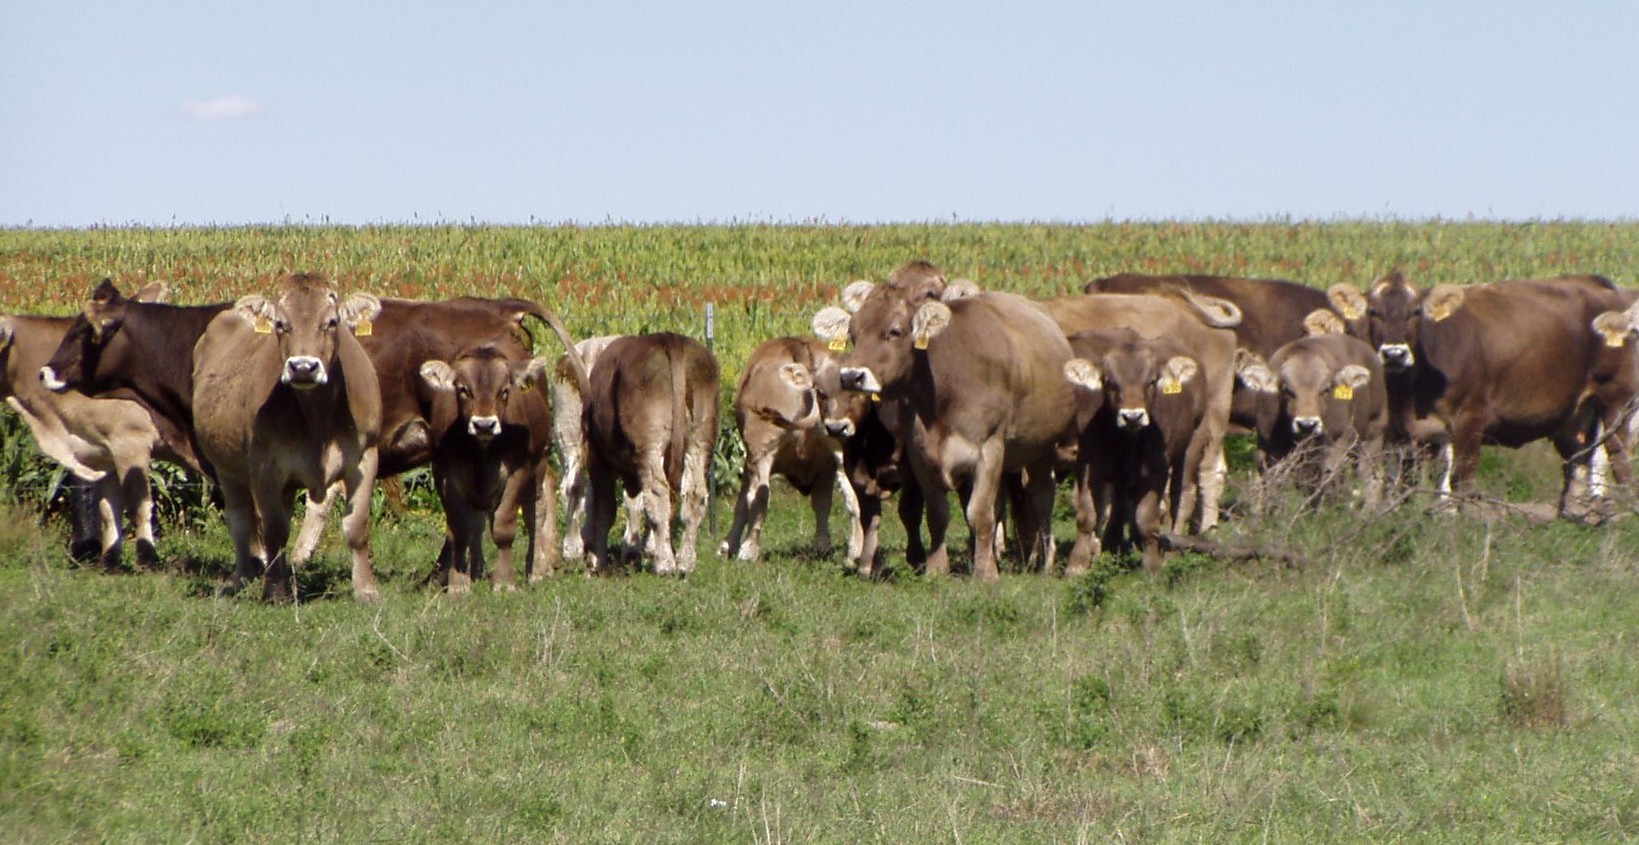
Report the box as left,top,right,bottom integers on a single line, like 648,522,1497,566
828,337,847,352
1339,303,1363,321
1428,303,1455,322
1606,334,1627,349
518,381,533,393
253,316,273,334
913,334,930,351
1160,377,1182,395
1333,384,1355,401
353,318,373,337
870,392,881,403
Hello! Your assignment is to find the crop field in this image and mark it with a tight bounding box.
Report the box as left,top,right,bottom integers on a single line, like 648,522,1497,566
3,221,1639,843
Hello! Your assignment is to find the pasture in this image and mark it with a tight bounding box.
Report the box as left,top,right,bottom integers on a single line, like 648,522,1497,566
3,221,1639,842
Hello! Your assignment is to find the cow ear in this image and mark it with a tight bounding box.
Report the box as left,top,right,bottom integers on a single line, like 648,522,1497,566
812,307,852,348
778,362,814,392
513,356,553,391
1303,309,1346,336
841,280,876,314
911,301,952,349
233,295,276,332
419,360,457,393
1063,358,1102,391
942,279,981,302
338,293,382,330
1335,364,1372,390
1328,285,1367,321
0,316,13,351
1422,285,1465,322
1235,350,1278,393
131,282,169,304
1592,311,1635,347
1164,356,1199,385
90,278,123,306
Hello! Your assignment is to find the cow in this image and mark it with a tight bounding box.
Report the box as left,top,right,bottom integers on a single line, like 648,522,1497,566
815,381,925,579
550,335,645,563
418,345,557,591
1327,272,1632,515
40,279,590,571
1084,273,1334,434
814,277,1076,582
190,273,383,602
1233,315,1388,509
1062,328,1209,575
580,332,720,576
720,336,862,562
1033,291,1240,534
0,294,169,570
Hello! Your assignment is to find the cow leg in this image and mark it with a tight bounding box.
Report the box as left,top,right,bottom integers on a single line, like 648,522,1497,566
1358,436,1385,510
119,465,160,570
290,482,337,567
721,451,774,561
68,478,100,563
854,494,884,578
92,475,125,572
1135,476,1167,576
676,437,710,576
217,479,263,596
1065,464,1102,578
809,471,836,556
965,439,1006,583
910,449,952,577
488,470,530,592
584,460,618,575
340,452,381,604
253,485,296,604
638,447,678,575
1195,439,1227,533
1024,463,1057,574
528,462,562,582
560,457,589,562
835,461,865,564
898,481,927,572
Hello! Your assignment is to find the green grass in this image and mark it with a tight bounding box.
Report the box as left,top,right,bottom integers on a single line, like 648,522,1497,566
2,221,1639,842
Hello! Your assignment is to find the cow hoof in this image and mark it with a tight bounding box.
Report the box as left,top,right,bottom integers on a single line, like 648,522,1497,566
136,541,162,571
69,539,99,564
353,586,382,604
97,548,124,573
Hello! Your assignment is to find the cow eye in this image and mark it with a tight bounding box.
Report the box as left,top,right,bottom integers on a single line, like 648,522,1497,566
326,317,339,331
274,320,290,334
886,326,904,340
499,387,510,402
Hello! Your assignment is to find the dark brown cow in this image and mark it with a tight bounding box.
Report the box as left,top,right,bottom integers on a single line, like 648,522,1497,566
0,303,168,569
1063,328,1208,575
814,283,1076,581
581,332,720,576
41,280,589,567
1033,292,1239,534
1234,323,1388,508
419,346,557,591
1328,273,1631,513
720,336,861,562
191,274,383,601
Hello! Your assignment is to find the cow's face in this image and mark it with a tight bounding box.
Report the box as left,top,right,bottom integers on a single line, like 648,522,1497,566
1365,272,1421,372
1277,353,1372,439
1099,343,1198,432
40,279,132,392
817,286,949,395
236,275,380,390
421,349,550,441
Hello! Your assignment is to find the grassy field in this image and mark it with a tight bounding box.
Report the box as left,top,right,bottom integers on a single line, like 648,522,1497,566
2,221,1638,842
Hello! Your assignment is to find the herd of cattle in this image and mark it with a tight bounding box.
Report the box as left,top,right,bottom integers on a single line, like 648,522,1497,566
5,262,1638,600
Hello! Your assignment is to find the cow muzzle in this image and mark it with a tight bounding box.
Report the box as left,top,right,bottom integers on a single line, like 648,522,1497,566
1378,343,1414,371
823,418,856,438
282,356,328,388
1292,416,1324,438
468,415,502,440
39,366,69,392
1117,408,1150,430
838,367,882,394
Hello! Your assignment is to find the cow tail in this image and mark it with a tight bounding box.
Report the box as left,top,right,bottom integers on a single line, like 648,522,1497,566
520,301,592,401
666,343,689,493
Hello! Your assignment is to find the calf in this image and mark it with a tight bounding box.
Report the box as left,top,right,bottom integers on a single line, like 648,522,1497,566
550,335,644,562
419,346,556,591
1063,328,1208,575
191,274,383,602
1235,321,1387,508
720,336,862,562
581,333,720,576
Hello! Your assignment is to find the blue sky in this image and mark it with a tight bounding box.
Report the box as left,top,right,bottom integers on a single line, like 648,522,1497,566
3,1,1636,227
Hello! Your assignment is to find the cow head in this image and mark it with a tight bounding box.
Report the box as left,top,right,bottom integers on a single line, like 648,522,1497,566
1593,306,1639,350
40,279,168,392
235,274,380,391
1244,346,1373,440
815,279,951,395
1329,271,1421,373
420,347,550,441
1079,341,1199,433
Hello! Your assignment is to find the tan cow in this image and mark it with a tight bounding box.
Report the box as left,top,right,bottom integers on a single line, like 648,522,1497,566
580,332,720,576
550,335,643,562
720,336,862,562
418,345,556,591
815,281,1076,581
0,302,167,569
191,273,383,602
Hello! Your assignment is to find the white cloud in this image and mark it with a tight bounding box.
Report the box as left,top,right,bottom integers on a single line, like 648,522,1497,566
180,94,263,120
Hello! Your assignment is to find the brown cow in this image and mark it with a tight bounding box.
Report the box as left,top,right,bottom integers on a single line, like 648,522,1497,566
581,332,720,576
191,274,383,602
1033,292,1239,534
551,335,644,563
815,283,1076,581
720,336,862,562
418,346,557,591
1234,322,1388,508
1328,273,1630,514
1063,328,1208,575
0,302,167,569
